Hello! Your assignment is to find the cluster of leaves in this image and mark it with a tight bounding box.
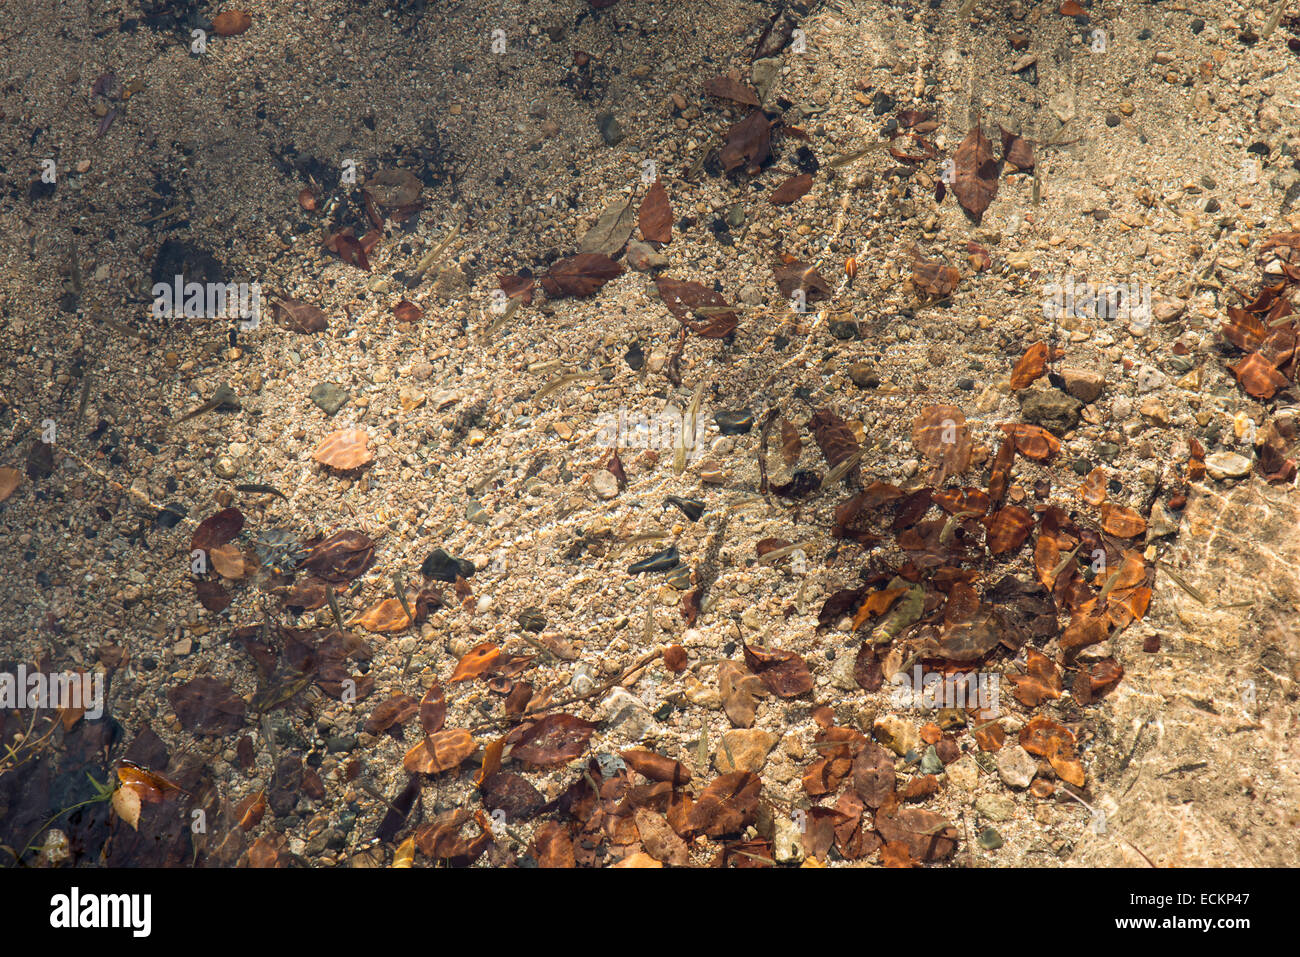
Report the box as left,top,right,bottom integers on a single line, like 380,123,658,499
1217,231,1300,482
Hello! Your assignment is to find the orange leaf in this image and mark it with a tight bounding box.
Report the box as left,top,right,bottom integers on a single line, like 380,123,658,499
450,642,503,681
403,729,477,774
312,429,373,470
1009,341,1048,389
1100,503,1146,538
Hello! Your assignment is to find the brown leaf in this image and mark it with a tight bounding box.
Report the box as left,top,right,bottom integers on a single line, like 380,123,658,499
325,229,370,271
530,821,576,868
772,260,833,301
742,642,813,697
208,543,246,580
875,807,957,861
620,749,692,786
540,253,623,299
364,168,422,209
419,681,446,735
1230,352,1290,400
168,676,245,735
719,111,772,173
1078,467,1109,505
0,467,22,502
299,530,375,583
191,507,244,553
654,277,738,338
212,11,252,36
998,125,1035,172
769,173,814,206
778,417,802,466
312,429,373,470
393,300,423,323
687,771,761,837
704,74,760,107
350,597,416,633
497,274,535,305
1008,648,1062,706
809,408,860,481
1100,503,1147,538
450,643,503,682
273,299,327,333
985,505,1035,555
511,714,597,767
953,125,1000,222
638,179,673,244
1001,422,1061,461
717,660,766,728
912,405,971,482
911,256,961,298
363,695,419,734
1010,341,1049,389
234,790,266,830
403,729,477,774
193,579,232,613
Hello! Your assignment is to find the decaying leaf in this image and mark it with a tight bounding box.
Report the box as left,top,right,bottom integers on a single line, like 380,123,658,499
654,277,738,338
273,299,327,333
1009,341,1049,389
769,174,814,206
952,124,1000,222
704,74,760,107
686,771,761,837
719,111,773,173
742,642,813,698
912,405,972,482
510,713,597,767
312,429,374,470
403,729,477,774
540,253,623,299
299,530,375,582
638,179,673,244
168,676,245,735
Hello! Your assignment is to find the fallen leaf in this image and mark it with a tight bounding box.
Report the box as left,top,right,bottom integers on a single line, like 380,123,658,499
212,11,252,36
540,253,623,298
191,507,244,553
403,729,477,774
450,643,503,682
704,74,760,107
1100,504,1147,538
1000,422,1061,461
363,695,419,734
419,681,446,735
273,299,326,333
579,196,636,256
312,429,373,470
299,530,375,582
393,300,423,323
654,277,738,337
719,111,772,173
0,467,21,502
952,125,1000,222
638,179,672,244
1010,341,1049,388
769,173,814,206
772,260,832,301
911,255,961,298
742,642,813,698
998,125,1035,172
912,405,972,482
687,771,761,837
620,749,692,786
168,676,244,735
510,714,597,767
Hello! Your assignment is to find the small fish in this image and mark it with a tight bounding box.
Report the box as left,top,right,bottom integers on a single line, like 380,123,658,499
167,383,239,429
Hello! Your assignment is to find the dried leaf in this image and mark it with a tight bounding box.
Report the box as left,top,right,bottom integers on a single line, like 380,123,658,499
998,125,1035,172
772,260,832,301
0,467,21,503
212,11,252,36
1100,503,1147,538
654,276,738,337
1001,422,1061,461
686,771,761,837
704,74,760,107
274,299,327,333
191,507,244,553
168,676,244,735
719,111,772,173
1010,341,1049,389
312,429,373,470
638,179,673,244
450,643,503,682
419,681,446,735
540,253,623,298
912,405,971,481
742,642,813,698
809,408,860,481
393,300,423,323
510,714,597,767
769,173,814,206
953,125,1000,222
403,729,477,774
299,530,375,583
620,749,691,786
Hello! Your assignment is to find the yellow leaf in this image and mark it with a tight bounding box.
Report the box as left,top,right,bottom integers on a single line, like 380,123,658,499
392,835,415,868
111,785,141,831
